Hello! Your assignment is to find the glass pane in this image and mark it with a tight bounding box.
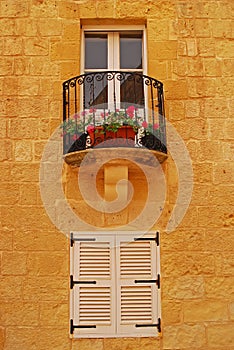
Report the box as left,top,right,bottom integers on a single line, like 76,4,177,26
85,33,107,69
120,33,142,69
120,74,144,107
84,79,108,109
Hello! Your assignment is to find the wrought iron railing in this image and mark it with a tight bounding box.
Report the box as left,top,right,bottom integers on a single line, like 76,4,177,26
62,71,167,155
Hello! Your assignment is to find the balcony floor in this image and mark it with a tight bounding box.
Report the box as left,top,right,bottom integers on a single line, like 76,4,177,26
63,147,168,168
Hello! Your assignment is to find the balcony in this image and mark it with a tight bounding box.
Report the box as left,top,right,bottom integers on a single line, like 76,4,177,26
62,71,167,166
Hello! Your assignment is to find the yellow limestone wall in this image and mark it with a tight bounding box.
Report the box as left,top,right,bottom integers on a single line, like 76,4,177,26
0,0,233,349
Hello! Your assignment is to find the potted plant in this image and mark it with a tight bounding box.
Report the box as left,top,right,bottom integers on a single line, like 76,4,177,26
87,106,142,148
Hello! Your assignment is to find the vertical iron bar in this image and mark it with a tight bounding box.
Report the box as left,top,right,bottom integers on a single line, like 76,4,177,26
151,79,155,129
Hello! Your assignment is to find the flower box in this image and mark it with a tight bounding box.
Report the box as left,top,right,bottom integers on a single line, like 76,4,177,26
88,125,137,148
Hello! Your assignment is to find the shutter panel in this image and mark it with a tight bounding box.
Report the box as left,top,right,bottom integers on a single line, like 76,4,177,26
116,234,159,336
72,234,116,337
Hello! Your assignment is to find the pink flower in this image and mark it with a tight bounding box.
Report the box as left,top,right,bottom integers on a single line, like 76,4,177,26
89,108,96,113
81,111,87,116
101,112,104,118
142,121,148,128
153,123,159,130
126,105,135,118
73,113,79,120
116,109,120,112
87,125,95,133
72,135,78,141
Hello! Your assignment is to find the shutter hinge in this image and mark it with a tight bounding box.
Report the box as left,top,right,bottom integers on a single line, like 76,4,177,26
134,231,159,245
70,275,96,289
70,319,96,334
135,274,160,289
156,231,159,246
136,318,161,332
70,232,96,247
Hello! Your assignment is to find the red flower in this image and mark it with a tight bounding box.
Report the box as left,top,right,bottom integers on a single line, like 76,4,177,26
72,135,78,141
153,123,159,130
89,108,96,113
142,121,148,128
87,125,95,133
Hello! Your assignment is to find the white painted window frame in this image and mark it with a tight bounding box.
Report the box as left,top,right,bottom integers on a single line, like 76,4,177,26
80,25,148,111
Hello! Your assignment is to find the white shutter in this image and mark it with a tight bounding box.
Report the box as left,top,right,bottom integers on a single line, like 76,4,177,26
72,234,116,337
116,234,159,337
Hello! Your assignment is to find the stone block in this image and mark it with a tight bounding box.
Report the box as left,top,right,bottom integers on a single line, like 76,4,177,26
195,19,211,37
163,324,206,349
27,251,68,276
13,229,68,251
185,100,201,118
187,58,204,76
30,0,58,18
2,252,27,275
4,327,68,350
0,276,22,300
0,118,7,138
148,60,168,80
172,59,188,77
3,37,22,55
184,300,228,322
15,18,38,36
51,41,80,60
188,78,216,98
162,301,182,325
0,229,13,251
148,41,178,60
213,163,234,184
211,20,232,38
0,58,13,75
18,77,40,96
168,100,185,121
147,19,169,40
221,59,234,76
0,140,12,161
9,118,39,139
162,276,205,300
15,140,32,161
207,324,234,348
198,38,215,57
164,80,188,100
0,0,29,17
39,302,68,326
38,19,63,36
0,327,5,350
203,58,222,77
177,2,193,18
205,277,234,300
13,57,30,75
30,57,59,76
162,252,215,277
194,2,220,18
216,40,234,58
205,229,234,252
11,163,39,182
0,19,15,35
24,38,49,56
20,183,38,205
72,338,104,350
0,302,39,326
22,276,68,302
201,98,229,118
186,39,198,57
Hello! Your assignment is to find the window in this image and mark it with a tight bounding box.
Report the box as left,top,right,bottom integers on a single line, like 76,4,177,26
70,232,161,338
81,26,147,110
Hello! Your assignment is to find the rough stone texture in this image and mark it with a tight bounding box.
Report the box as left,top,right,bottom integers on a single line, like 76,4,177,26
0,0,233,349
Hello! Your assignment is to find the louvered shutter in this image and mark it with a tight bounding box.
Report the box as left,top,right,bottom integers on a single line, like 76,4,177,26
71,234,116,337
116,234,160,336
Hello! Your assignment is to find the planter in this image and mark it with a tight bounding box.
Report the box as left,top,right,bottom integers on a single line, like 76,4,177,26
88,126,137,148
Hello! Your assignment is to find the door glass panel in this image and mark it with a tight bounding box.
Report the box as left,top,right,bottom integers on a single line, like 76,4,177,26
120,33,142,69
120,74,144,108
85,33,108,69
84,78,108,109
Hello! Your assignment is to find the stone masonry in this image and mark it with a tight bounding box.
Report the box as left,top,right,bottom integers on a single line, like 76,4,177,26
0,0,233,349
